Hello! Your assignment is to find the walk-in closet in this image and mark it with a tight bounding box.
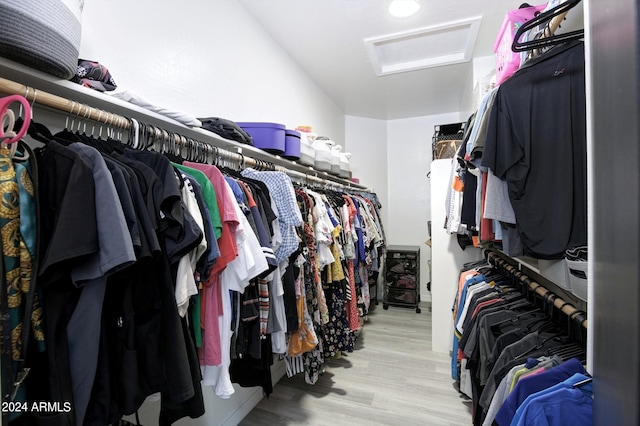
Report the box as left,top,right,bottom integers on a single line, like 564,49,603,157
0,1,635,425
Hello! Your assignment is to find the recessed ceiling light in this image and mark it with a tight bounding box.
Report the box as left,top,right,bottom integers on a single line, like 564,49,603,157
388,0,421,18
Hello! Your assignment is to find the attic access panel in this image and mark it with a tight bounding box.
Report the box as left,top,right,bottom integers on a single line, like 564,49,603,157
364,17,482,76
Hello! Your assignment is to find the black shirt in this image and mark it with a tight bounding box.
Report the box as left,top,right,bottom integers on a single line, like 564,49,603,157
37,142,99,283
34,141,100,426
482,41,587,259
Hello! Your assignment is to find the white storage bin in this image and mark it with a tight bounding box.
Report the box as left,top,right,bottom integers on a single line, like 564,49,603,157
339,152,351,179
538,259,571,291
330,144,342,175
566,259,588,301
298,131,316,166
313,137,334,172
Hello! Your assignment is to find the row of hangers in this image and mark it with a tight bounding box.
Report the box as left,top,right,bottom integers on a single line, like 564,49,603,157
512,0,584,53
70,109,363,192
116,117,281,173
3,89,278,172
457,256,587,363
486,251,588,348
58,100,228,166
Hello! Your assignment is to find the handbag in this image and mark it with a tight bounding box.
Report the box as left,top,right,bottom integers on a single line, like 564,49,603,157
288,295,318,357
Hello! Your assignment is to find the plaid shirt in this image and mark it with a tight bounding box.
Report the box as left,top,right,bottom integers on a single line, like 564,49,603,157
241,169,302,264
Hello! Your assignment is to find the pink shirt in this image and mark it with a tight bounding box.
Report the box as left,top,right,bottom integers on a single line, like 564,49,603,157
185,162,240,366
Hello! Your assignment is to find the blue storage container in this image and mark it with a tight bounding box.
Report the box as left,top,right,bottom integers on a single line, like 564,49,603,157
284,129,301,160
237,122,286,154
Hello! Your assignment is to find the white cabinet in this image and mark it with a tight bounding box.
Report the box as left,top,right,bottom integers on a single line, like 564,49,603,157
429,159,481,354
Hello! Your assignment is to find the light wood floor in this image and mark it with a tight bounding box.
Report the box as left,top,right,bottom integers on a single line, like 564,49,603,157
239,302,472,426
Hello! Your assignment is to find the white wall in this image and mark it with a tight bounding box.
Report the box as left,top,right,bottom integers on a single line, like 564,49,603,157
344,115,388,228
384,114,459,299
472,55,497,109
79,0,345,142
459,72,476,120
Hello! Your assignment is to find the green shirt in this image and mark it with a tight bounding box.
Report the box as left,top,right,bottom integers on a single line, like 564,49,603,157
173,163,222,239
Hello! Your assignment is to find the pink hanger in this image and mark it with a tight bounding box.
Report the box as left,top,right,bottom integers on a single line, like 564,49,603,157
0,95,31,144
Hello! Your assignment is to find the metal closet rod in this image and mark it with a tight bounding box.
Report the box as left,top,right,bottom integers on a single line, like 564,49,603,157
0,76,371,193
211,148,369,192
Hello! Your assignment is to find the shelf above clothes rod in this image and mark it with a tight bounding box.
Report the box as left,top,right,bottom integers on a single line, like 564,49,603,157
0,57,369,192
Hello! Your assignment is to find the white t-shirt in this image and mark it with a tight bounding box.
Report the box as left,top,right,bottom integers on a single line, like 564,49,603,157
201,181,269,398
175,173,207,317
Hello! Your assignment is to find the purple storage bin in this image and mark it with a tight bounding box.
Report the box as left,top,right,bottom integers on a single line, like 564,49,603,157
284,129,301,160
237,122,286,154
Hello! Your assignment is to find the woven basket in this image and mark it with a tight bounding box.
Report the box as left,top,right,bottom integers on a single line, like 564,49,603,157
0,0,83,79
432,122,465,160
433,138,463,160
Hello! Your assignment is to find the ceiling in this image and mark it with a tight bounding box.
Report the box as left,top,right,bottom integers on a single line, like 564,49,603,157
237,0,519,120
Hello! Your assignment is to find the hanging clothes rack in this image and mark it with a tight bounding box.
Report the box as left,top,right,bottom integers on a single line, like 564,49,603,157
486,251,588,330
0,75,371,194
